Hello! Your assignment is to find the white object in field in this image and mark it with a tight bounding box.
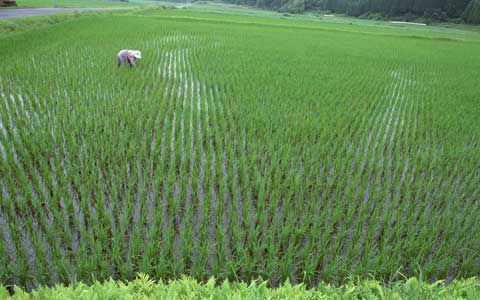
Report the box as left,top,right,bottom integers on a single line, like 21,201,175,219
323,14,334,17
117,49,142,66
132,50,142,59
390,21,427,26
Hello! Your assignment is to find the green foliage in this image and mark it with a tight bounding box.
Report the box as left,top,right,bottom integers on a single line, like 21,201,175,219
1,275,480,299
224,0,475,19
0,8,480,291
463,0,480,23
278,0,305,14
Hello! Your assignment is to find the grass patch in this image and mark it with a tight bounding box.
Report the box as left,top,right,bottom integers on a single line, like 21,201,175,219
15,0,133,8
3,275,480,299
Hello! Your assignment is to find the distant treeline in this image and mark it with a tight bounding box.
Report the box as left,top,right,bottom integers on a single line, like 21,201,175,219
220,0,480,23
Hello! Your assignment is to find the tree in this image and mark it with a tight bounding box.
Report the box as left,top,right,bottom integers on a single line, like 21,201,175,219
0,0,17,6
445,0,471,16
462,0,480,23
279,0,305,13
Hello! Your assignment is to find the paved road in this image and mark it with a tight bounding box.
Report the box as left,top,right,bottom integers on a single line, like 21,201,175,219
0,7,115,19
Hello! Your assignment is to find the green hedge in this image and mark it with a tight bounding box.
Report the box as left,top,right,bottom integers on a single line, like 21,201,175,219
1,275,479,300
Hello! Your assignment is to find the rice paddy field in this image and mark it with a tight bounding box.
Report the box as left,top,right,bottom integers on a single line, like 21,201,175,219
1,7,480,292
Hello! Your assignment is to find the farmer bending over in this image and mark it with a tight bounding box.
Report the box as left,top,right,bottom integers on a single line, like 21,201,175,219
118,50,142,67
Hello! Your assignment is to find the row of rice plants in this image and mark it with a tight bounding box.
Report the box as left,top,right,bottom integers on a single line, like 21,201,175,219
0,13,479,289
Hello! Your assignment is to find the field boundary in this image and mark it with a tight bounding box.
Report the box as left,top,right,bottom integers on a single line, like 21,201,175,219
3,275,480,298
0,7,127,19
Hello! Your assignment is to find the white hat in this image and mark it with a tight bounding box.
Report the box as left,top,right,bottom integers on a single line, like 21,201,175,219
132,50,142,59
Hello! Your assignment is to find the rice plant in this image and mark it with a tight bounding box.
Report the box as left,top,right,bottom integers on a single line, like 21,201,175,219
0,9,480,290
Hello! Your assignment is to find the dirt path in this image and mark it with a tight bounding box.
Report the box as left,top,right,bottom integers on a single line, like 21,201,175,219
0,7,116,19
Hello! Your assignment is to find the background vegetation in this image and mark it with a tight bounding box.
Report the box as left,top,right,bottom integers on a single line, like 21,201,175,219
215,0,480,23
9,0,480,23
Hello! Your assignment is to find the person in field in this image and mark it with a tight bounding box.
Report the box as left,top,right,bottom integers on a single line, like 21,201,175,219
117,50,142,67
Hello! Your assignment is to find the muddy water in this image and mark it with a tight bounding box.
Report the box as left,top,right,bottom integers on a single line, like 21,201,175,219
0,184,17,271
